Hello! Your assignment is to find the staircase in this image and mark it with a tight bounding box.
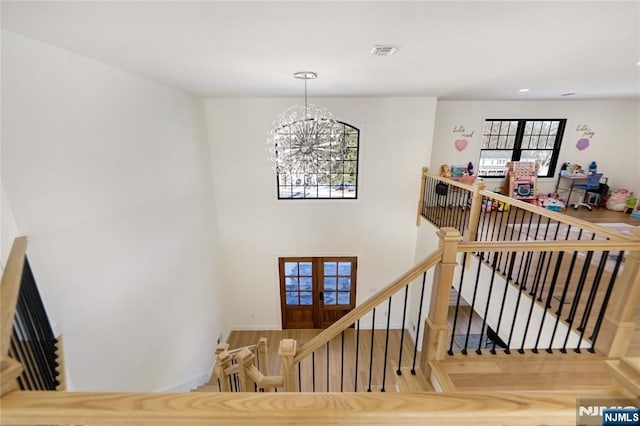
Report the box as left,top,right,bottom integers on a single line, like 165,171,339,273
2,168,640,425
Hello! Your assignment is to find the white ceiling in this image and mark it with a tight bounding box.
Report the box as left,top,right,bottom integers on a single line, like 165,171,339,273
2,1,639,100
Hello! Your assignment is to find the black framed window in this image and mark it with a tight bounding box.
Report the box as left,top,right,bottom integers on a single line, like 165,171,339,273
277,121,359,199
478,119,566,178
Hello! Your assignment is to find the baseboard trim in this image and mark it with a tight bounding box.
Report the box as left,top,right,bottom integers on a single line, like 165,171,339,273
154,371,210,393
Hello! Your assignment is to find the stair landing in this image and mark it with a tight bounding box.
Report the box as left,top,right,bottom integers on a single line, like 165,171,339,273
432,351,622,395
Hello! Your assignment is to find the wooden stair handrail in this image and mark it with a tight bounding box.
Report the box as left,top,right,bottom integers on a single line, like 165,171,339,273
458,239,640,253
422,170,633,241
294,249,443,363
1,237,28,358
0,390,580,425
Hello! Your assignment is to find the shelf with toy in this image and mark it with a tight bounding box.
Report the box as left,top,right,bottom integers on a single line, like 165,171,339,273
507,161,538,201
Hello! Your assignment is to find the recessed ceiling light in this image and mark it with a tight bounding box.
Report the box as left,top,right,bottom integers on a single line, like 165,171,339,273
636,61,640,66
519,88,530,92
370,45,399,56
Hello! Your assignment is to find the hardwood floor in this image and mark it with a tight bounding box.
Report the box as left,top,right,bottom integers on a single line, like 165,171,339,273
224,329,433,393
562,207,640,226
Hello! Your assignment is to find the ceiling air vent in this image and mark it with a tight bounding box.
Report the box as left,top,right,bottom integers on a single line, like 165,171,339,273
370,45,398,56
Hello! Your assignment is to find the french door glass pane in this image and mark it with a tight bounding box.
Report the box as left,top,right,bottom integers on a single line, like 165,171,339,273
324,262,337,275
285,277,298,290
284,262,298,276
338,262,351,275
286,292,298,305
324,277,337,291
299,262,313,276
324,292,336,305
300,292,312,305
299,277,312,290
338,277,351,290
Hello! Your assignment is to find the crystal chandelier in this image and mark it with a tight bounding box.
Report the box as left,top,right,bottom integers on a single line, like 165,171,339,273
267,71,346,175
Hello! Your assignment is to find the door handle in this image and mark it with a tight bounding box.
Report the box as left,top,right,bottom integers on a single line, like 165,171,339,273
319,292,324,301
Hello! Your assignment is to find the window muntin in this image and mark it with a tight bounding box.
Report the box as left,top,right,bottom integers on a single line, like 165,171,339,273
277,122,360,199
478,119,566,178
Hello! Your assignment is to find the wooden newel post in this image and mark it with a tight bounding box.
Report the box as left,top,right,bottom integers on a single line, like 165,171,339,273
279,339,297,392
236,348,255,392
466,181,486,242
416,167,429,226
258,337,269,376
595,227,640,357
213,345,232,391
420,227,462,376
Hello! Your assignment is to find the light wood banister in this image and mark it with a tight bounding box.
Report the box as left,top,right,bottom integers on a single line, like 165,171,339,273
294,249,443,363
458,239,640,253
466,181,486,242
1,237,28,358
420,228,461,375
0,390,579,425
422,170,632,241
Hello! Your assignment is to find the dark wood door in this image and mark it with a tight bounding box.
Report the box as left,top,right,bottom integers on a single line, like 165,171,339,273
279,257,357,329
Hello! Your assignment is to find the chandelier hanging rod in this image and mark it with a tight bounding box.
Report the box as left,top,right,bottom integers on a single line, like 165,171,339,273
293,71,317,112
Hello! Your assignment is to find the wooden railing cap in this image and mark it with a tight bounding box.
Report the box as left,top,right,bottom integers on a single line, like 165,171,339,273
279,339,296,356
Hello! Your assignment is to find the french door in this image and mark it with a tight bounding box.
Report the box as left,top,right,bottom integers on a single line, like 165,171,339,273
278,257,357,329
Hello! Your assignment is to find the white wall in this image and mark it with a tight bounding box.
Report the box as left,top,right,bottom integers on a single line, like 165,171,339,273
1,30,226,392
205,97,436,330
431,100,640,195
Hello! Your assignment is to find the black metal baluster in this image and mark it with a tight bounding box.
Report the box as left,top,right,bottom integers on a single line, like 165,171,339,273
477,254,499,354
590,251,624,350
575,251,609,350
563,250,595,353
491,203,508,271
412,273,427,373
534,250,564,353
518,248,547,354
536,220,561,302
505,265,528,355
312,352,316,392
449,253,468,355
397,286,409,374
340,330,345,392
463,253,484,355
22,259,58,386
381,297,392,392
326,341,330,392
491,251,517,354
477,196,489,242
10,332,36,390
548,230,582,353
15,296,54,390
367,308,376,392
354,319,360,391
298,360,302,392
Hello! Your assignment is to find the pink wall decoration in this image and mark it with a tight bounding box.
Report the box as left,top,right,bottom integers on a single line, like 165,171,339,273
454,138,468,151
576,138,590,150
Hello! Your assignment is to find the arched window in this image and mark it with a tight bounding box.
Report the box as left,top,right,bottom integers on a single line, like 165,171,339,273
277,121,360,199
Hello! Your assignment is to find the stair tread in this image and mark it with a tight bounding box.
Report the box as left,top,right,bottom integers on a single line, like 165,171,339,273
193,384,221,392
433,352,615,392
